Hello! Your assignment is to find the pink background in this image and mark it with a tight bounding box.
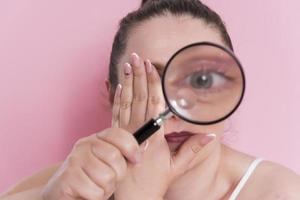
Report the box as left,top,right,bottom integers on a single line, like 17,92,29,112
1,0,300,192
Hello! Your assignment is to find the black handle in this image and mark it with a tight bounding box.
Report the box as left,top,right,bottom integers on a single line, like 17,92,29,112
133,118,161,144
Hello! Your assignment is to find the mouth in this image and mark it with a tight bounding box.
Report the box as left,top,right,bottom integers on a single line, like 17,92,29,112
164,131,196,143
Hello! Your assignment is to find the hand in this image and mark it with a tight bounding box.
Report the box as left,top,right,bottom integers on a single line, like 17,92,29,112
41,52,216,200
41,128,142,200
112,52,216,199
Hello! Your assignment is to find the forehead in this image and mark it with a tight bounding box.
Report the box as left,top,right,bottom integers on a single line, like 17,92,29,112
121,14,225,69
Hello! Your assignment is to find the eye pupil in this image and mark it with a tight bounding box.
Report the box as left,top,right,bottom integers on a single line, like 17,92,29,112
191,73,213,89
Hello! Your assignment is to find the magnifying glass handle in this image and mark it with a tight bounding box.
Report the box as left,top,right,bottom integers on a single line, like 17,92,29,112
134,118,161,145
133,109,172,145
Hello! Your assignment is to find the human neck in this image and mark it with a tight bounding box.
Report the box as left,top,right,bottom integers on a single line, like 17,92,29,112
164,143,231,200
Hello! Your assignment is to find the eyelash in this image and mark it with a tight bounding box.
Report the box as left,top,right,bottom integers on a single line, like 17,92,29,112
181,67,234,93
156,65,234,93
188,69,232,81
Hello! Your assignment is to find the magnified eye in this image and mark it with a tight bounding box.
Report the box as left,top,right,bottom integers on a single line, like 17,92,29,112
186,71,227,90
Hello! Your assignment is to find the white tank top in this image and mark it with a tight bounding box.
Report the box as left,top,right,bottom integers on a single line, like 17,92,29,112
228,158,264,200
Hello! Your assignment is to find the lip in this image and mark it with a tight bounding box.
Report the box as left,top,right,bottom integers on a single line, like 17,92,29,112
164,131,195,143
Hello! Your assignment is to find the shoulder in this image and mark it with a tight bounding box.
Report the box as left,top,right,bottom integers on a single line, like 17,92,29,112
242,160,300,199
2,163,61,196
222,146,300,199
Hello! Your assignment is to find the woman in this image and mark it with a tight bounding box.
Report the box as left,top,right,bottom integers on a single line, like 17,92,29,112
2,0,300,199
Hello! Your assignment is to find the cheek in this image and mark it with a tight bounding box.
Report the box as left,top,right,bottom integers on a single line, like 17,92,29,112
197,122,225,135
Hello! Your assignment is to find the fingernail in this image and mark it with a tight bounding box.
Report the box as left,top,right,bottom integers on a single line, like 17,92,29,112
116,84,122,97
131,52,140,67
145,59,153,73
200,133,216,146
124,63,132,76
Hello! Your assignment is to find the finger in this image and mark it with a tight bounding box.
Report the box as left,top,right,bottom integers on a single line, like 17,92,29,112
91,139,127,182
130,52,148,126
145,59,165,121
111,84,122,128
171,133,216,175
82,151,117,198
96,128,141,165
67,167,105,200
119,62,133,127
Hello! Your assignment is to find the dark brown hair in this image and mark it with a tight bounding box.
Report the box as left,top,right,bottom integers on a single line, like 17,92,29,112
108,0,233,92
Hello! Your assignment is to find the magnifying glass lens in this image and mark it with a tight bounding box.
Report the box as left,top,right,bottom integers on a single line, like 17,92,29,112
163,44,244,123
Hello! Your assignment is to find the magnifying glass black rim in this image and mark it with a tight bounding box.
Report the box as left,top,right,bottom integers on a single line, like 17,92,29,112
162,41,246,125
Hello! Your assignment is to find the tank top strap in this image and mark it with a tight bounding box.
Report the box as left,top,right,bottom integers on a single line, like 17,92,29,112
228,158,264,200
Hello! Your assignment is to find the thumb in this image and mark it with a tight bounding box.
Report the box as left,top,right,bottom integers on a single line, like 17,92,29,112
171,133,216,174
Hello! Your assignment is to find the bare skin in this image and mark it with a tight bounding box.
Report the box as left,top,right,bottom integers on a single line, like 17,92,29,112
2,14,300,200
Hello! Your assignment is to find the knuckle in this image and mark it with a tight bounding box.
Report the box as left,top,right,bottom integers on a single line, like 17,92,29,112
148,73,159,84
149,95,163,105
96,129,111,139
73,137,89,149
127,122,142,132
120,93,132,102
109,127,121,133
133,92,147,102
102,170,116,186
109,149,121,163
123,142,138,156
120,100,131,110
105,127,121,137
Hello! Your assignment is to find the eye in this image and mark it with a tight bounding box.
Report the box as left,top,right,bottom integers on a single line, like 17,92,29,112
185,70,228,90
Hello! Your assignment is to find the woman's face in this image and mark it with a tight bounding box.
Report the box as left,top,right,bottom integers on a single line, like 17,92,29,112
115,14,228,152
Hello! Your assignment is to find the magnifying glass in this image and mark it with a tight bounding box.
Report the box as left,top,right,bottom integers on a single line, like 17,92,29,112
133,42,246,144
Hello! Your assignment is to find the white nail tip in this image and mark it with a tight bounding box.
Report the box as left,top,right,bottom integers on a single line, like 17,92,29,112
207,133,217,138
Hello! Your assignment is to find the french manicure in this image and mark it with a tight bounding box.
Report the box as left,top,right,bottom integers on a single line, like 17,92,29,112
131,52,140,67
124,63,132,75
145,59,153,73
116,84,122,97
199,133,216,146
